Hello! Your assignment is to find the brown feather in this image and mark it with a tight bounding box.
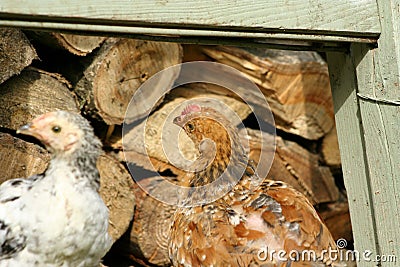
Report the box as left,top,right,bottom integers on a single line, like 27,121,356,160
169,105,339,267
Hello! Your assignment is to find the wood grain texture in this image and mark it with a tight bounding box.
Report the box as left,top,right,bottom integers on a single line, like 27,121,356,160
26,31,106,56
0,67,78,130
0,28,37,84
247,129,339,205
321,125,341,168
74,38,182,125
326,51,379,266
0,133,50,184
202,46,335,140
128,176,177,266
0,0,380,40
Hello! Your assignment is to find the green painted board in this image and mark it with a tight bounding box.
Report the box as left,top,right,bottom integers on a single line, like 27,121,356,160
0,0,380,42
349,0,400,262
327,0,400,265
327,51,379,266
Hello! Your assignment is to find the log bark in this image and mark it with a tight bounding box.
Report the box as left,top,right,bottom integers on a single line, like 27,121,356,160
202,46,335,140
0,28,38,84
275,137,339,204
0,67,78,130
98,154,136,241
26,31,106,56
74,38,182,125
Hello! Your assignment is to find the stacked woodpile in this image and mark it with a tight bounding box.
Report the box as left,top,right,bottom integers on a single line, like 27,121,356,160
0,28,351,266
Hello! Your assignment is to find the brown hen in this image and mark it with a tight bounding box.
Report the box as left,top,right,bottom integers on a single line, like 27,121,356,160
169,104,342,267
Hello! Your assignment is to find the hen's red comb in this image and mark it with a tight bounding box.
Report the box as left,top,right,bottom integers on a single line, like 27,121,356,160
181,104,201,116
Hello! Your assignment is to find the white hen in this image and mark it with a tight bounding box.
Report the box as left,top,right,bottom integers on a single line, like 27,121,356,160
0,111,112,267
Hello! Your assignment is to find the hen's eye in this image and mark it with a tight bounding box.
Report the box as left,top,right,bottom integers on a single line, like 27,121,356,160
187,123,195,132
52,126,61,133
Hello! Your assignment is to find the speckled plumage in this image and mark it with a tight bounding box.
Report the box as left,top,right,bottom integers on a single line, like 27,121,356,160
169,105,341,267
0,111,112,267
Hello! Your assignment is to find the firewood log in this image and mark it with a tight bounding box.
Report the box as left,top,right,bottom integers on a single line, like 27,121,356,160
0,67,78,130
321,125,342,170
0,133,49,185
202,46,335,140
98,153,136,241
121,149,185,179
74,38,182,125
128,176,176,266
182,44,213,62
104,147,177,266
0,28,38,84
26,31,106,56
246,128,339,205
108,177,175,267
318,195,352,242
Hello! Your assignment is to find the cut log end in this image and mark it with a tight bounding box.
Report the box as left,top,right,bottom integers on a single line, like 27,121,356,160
0,67,78,130
0,133,50,184
75,39,183,125
125,177,177,266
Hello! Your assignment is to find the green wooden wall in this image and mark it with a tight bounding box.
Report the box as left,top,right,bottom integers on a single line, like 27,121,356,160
1,1,399,266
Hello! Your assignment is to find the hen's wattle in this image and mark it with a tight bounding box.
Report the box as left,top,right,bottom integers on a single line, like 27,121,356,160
0,111,112,267
169,105,340,267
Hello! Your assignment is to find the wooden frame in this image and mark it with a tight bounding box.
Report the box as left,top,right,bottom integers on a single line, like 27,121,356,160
1,1,399,265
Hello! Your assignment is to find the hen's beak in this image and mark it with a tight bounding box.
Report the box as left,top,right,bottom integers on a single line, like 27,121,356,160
17,122,46,143
17,123,42,141
17,123,33,134
173,116,184,128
